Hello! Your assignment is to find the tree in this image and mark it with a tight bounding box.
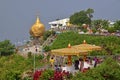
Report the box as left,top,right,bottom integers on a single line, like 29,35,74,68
107,27,116,33
92,19,109,32
0,40,15,56
92,19,109,29
92,19,102,30
86,8,94,26
101,20,109,29
114,20,120,30
86,8,94,19
70,8,94,26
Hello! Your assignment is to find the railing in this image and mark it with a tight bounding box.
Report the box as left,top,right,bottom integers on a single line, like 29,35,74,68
42,35,56,47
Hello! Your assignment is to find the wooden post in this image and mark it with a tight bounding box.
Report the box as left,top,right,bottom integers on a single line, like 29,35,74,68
68,55,72,66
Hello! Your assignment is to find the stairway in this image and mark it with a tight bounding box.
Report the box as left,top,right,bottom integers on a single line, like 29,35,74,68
42,35,56,47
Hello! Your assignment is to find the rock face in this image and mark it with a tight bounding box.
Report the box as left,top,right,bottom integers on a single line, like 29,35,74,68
30,16,45,38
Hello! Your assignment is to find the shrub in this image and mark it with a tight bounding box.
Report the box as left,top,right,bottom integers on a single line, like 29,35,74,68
28,52,32,58
50,31,120,55
72,57,120,80
0,40,15,56
40,69,54,80
43,46,51,52
36,54,44,60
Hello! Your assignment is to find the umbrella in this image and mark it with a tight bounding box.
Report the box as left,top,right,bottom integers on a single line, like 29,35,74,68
51,47,87,56
73,40,102,61
51,41,102,65
51,43,87,65
73,40,102,51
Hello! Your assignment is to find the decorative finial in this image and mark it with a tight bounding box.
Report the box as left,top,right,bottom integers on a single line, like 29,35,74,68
68,43,71,48
36,16,40,23
83,40,86,44
35,11,40,23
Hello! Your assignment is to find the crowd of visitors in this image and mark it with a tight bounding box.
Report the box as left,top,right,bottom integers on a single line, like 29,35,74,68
48,55,104,74
72,56,105,73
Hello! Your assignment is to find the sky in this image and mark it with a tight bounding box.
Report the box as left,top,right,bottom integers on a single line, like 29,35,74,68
0,0,120,45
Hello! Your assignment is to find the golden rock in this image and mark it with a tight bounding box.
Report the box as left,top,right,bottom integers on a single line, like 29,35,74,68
30,16,45,37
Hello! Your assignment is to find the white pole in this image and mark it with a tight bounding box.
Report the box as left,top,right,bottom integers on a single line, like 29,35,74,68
34,53,35,73
0,52,1,57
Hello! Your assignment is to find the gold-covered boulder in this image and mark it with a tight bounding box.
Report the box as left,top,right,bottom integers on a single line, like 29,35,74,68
30,16,45,38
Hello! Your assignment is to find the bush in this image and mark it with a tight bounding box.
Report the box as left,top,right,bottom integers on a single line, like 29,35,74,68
43,46,51,52
0,40,15,56
43,30,52,40
40,69,54,80
36,54,44,60
1,69,21,80
72,57,120,80
90,50,106,56
28,52,32,58
0,54,45,79
50,31,120,55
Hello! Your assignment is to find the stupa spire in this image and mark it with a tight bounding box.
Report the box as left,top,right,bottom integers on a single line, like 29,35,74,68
36,16,41,24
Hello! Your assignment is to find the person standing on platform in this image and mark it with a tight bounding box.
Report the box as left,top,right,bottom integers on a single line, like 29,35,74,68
49,57,55,68
94,56,98,67
80,59,84,72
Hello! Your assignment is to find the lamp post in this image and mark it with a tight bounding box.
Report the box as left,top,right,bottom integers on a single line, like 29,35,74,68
0,51,1,57
33,52,35,73
34,44,38,73
0,48,1,57
41,46,43,54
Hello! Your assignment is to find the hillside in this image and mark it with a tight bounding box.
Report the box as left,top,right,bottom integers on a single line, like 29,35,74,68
50,31,120,55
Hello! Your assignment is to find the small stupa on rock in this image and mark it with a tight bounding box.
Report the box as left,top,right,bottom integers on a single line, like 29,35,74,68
30,16,45,38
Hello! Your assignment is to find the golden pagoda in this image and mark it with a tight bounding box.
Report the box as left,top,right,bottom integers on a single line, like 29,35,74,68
30,16,45,38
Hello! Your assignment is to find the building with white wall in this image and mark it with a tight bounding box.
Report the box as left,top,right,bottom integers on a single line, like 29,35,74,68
109,21,115,27
48,18,70,29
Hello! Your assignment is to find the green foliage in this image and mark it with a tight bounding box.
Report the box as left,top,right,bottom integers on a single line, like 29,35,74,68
92,19,102,30
3,70,21,80
95,57,120,80
86,8,94,19
72,57,120,80
101,20,109,29
0,54,45,79
107,27,116,33
98,56,120,80
0,40,15,56
28,52,32,58
43,30,51,40
114,20,120,30
92,19,109,30
70,8,94,26
50,31,120,55
43,46,51,52
36,54,44,60
82,28,88,33
90,50,106,56
51,30,56,36
23,76,32,80
43,30,56,40
50,31,82,49
40,69,54,80
92,28,97,33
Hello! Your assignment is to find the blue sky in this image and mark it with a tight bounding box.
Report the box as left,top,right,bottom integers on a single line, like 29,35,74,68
0,0,120,44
